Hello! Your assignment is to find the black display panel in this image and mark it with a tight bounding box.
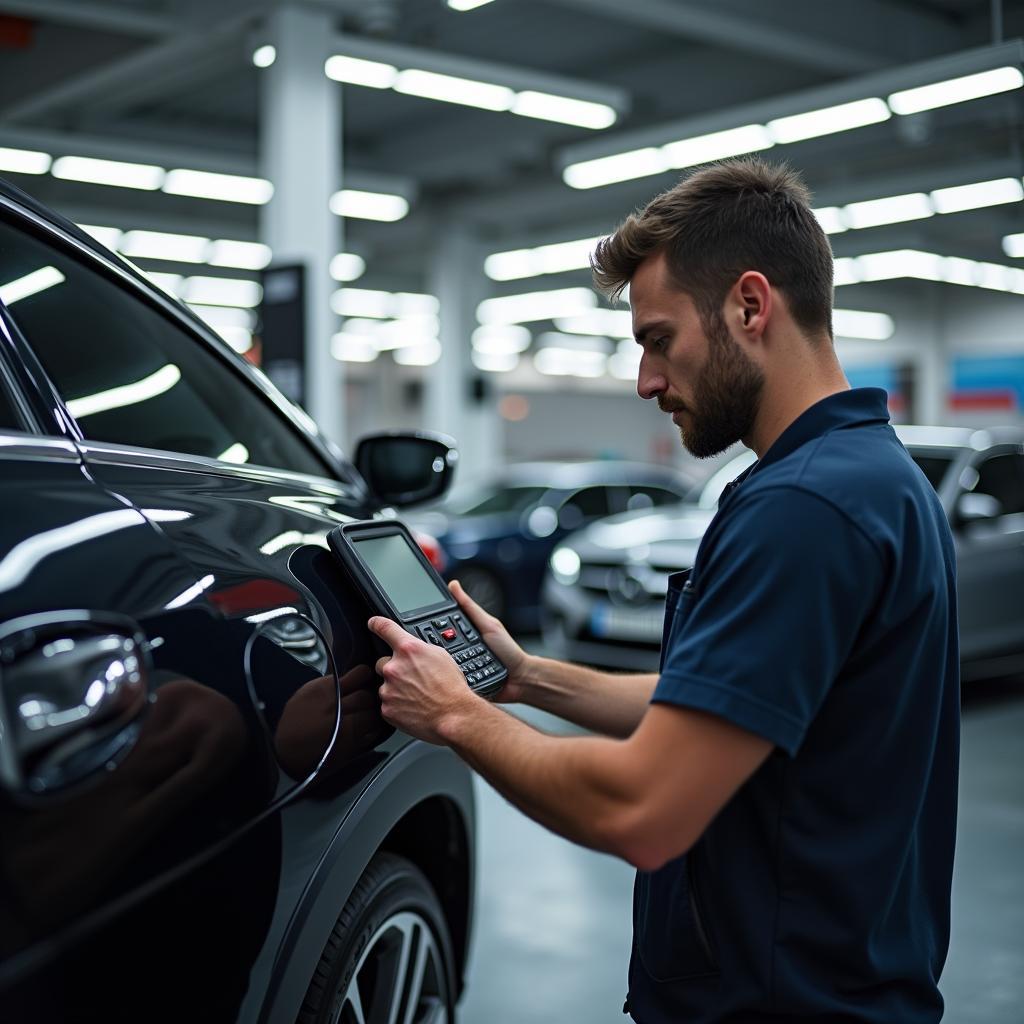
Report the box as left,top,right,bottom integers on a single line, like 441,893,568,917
351,533,449,615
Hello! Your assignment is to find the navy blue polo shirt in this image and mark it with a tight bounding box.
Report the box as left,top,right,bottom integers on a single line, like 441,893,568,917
627,388,960,1024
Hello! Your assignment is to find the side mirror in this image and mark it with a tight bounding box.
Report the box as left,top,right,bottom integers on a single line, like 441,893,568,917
956,491,1002,524
354,431,457,509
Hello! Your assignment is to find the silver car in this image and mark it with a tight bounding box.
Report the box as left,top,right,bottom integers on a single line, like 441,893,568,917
542,427,1024,681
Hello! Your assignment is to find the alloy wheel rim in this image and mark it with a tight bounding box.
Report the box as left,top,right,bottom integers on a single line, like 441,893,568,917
333,909,449,1024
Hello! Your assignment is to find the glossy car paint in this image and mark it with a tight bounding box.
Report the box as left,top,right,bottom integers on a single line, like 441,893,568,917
0,180,474,1023
543,429,1024,678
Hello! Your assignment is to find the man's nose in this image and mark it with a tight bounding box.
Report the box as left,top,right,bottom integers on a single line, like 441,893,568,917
636,359,665,401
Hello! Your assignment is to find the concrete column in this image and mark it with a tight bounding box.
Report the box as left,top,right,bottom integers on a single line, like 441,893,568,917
427,224,502,481
259,5,344,446
918,284,950,425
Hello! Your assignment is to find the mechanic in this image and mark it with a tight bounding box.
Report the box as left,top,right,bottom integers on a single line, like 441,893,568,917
369,158,960,1023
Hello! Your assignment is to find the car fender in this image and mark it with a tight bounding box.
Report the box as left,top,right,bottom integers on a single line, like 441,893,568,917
257,740,475,1024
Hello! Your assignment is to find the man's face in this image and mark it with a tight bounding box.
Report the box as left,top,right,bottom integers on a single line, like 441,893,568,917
631,253,764,459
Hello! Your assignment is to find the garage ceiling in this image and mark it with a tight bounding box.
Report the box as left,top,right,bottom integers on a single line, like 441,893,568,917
2,0,1024,297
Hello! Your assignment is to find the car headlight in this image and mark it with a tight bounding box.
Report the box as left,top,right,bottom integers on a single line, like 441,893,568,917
550,546,581,586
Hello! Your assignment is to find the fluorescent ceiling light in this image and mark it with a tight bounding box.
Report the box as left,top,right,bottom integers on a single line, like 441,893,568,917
329,189,409,222
563,147,668,190
767,97,890,144
143,271,183,295
395,69,514,111
534,346,607,377
888,66,1024,115
77,224,124,250
477,286,598,324
1002,232,1024,258
330,253,367,281
537,331,611,353
854,250,943,282
188,304,255,330
393,339,442,365
52,155,164,190
843,192,933,229
473,349,519,372
208,239,272,270
121,229,210,264
662,124,773,169
0,265,65,306
608,343,641,381
164,168,273,205
447,0,496,9
832,308,895,340
472,324,532,353
941,256,978,287
511,91,616,130
252,45,276,68
67,363,181,419
486,235,601,281
332,288,392,318
931,177,1023,214
331,288,437,319
331,332,379,362
554,309,633,338
182,276,263,308
370,317,441,350
325,54,398,89
0,146,51,175
812,207,847,234
833,257,860,287
218,442,250,463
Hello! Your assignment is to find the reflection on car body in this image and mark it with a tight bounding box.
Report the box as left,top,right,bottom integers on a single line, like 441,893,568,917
543,427,1024,681
0,177,474,1024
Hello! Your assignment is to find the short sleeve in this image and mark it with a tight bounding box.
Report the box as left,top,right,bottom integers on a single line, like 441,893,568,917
655,486,884,756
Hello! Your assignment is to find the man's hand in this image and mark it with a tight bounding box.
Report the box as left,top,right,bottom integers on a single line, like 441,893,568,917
369,616,481,744
447,579,532,704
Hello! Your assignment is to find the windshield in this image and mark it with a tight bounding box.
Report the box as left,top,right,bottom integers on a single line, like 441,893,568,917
909,452,957,492
444,484,549,517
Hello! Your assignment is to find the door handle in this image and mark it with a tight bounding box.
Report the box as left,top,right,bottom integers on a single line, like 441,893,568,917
0,611,152,798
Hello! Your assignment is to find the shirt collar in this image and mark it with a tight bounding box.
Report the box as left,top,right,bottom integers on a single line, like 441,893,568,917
754,387,891,474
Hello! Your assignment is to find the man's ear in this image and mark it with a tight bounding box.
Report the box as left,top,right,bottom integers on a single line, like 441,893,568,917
733,271,772,340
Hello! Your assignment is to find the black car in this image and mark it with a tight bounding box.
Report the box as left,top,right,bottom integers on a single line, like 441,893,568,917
0,178,477,1023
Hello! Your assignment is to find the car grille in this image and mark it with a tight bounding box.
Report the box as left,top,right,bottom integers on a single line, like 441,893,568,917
578,560,679,601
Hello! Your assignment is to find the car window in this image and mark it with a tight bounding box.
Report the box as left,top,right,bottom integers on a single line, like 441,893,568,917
449,485,548,516
973,453,1024,515
0,216,331,477
626,485,682,511
559,485,613,529
909,453,956,492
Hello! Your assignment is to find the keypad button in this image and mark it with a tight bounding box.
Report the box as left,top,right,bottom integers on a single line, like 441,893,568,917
432,618,451,629
441,628,458,642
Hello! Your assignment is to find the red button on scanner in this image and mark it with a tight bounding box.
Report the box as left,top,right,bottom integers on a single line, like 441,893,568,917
441,628,458,641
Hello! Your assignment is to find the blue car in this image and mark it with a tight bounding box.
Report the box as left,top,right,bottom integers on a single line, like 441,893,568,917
406,461,694,634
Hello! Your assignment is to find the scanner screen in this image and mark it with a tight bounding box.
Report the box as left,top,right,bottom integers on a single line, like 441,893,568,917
354,533,448,615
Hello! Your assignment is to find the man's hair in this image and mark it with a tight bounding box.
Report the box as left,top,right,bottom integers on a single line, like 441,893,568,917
591,158,834,340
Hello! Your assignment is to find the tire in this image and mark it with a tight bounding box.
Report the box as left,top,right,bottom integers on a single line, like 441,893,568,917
297,853,456,1024
456,564,505,619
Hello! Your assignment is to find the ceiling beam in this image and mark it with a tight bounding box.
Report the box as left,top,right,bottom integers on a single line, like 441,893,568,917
0,0,176,37
557,40,1024,170
544,0,959,76
0,10,260,125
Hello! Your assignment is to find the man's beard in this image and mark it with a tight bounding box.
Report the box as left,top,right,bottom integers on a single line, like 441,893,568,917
660,312,764,459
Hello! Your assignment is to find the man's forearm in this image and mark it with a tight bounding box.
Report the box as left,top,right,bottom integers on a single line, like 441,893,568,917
517,656,657,738
439,696,637,858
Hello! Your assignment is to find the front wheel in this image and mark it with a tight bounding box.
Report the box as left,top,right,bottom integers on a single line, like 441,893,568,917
297,853,456,1024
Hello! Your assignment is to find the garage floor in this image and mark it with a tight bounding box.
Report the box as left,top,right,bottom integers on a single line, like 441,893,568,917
458,672,1024,1024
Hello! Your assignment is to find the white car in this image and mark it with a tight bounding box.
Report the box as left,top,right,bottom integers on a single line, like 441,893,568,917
542,427,1024,680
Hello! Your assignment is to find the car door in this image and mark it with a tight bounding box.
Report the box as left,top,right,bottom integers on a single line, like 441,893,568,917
954,446,1024,667
0,202,395,1021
